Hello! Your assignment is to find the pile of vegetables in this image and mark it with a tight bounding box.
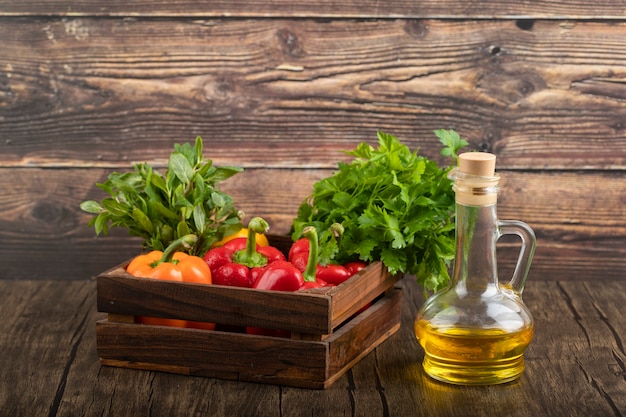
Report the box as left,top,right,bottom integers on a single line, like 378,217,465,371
80,129,467,331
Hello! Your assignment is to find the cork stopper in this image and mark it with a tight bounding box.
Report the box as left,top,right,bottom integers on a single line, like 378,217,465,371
459,152,496,177
452,152,499,206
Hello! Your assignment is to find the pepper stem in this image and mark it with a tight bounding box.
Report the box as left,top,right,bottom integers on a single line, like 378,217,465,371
330,223,344,240
302,226,319,282
154,234,198,266
232,217,269,268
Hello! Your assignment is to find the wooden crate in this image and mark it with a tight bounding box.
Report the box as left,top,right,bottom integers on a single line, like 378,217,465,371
95,236,402,389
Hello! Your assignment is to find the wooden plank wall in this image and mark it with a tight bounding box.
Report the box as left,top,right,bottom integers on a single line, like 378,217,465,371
1,1,626,283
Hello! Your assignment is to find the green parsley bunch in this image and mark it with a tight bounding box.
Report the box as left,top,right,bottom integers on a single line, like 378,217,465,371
291,130,468,291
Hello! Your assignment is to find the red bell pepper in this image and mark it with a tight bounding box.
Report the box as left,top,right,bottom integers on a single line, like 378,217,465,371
288,236,309,262
316,263,351,285
248,257,305,337
296,226,329,289
252,260,304,291
344,260,368,276
202,217,285,287
291,226,368,286
213,238,284,265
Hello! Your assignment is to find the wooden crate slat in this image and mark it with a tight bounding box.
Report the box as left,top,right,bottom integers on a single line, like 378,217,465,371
97,271,333,334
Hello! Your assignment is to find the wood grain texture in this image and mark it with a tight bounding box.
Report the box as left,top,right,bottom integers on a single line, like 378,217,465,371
2,0,626,18
3,18,626,170
96,322,331,386
2,10,626,285
1,167,625,281
0,280,96,417
1,278,624,416
0,167,326,280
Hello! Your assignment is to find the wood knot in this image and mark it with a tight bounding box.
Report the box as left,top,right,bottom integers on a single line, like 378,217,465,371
516,19,535,31
277,28,305,58
477,70,546,104
479,131,499,153
215,77,235,96
404,20,429,38
33,201,59,223
490,45,501,56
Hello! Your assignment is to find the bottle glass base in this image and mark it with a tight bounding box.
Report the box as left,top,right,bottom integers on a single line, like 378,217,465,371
422,354,525,385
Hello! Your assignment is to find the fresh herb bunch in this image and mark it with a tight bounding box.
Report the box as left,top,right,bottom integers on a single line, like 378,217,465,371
80,137,244,257
291,129,468,291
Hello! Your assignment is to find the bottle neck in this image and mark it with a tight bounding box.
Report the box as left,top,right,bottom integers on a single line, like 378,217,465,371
448,166,501,293
452,202,499,291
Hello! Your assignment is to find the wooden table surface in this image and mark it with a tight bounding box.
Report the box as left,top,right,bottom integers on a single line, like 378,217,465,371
1,276,624,417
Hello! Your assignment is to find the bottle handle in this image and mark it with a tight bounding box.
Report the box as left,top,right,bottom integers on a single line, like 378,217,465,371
497,220,537,294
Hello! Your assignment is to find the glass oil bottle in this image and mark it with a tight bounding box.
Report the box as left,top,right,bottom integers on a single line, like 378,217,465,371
415,152,536,385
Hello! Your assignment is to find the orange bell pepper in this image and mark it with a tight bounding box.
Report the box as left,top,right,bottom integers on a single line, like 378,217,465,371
126,234,214,329
127,251,211,284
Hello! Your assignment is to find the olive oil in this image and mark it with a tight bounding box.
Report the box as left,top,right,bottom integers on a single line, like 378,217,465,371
414,152,536,385
415,319,534,385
